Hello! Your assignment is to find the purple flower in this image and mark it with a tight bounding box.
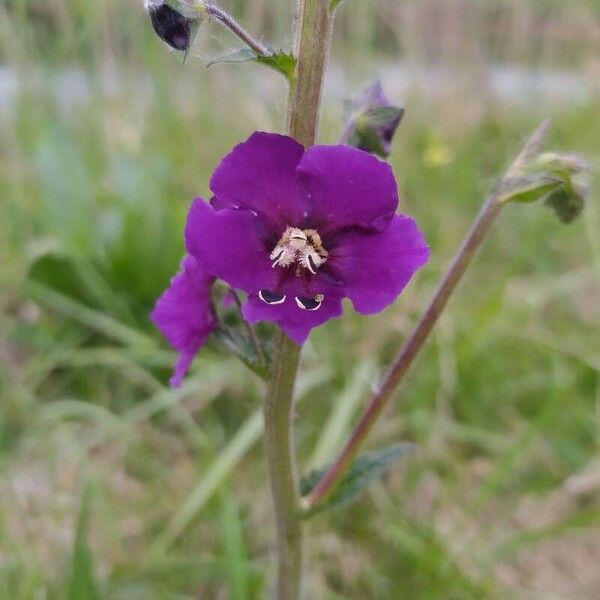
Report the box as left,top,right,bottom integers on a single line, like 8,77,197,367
151,255,217,386
152,131,429,384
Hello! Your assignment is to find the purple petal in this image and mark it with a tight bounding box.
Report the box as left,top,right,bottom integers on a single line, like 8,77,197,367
209,195,233,211
209,132,307,230
242,278,344,345
331,215,429,314
151,256,216,387
296,144,399,233
185,199,276,294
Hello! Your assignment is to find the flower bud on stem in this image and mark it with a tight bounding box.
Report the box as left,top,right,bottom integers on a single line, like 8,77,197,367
304,121,554,510
160,1,270,56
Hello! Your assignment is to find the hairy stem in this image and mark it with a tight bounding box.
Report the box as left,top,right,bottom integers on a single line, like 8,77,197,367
304,122,550,509
263,0,333,597
264,334,303,599
287,0,333,147
206,3,270,56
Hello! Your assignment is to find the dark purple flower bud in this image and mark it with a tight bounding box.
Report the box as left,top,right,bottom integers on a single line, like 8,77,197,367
145,0,198,51
341,81,404,158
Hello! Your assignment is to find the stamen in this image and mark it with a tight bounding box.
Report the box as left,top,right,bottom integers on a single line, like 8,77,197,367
259,290,286,305
295,294,324,311
289,231,307,241
269,226,328,274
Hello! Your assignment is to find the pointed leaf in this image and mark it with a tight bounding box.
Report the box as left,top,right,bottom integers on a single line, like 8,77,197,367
256,51,296,81
207,47,257,67
496,174,562,205
300,443,416,518
208,48,296,82
214,325,270,379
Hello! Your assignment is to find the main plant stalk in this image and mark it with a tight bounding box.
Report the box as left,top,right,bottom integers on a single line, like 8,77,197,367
263,0,333,598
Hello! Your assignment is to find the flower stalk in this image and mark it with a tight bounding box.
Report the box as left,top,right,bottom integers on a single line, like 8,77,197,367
304,121,551,510
205,3,270,56
263,0,333,597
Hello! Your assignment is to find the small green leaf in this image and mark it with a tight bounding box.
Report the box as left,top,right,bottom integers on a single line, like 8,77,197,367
360,106,405,128
496,174,562,205
207,47,256,67
214,325,270,379
330,0,346,11
300,443,415,518
208,48,296,82
67,485,101,600
256,51,297,81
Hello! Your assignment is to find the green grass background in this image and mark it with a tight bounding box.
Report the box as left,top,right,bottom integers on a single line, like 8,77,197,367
1,0,599,598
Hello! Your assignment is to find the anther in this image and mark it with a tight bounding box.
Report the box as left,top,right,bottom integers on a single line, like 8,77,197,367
270,226,328,274
259,290,286,305
295,294,324,311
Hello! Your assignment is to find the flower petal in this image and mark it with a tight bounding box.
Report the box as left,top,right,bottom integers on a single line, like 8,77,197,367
331,214,429,314
209,132,307,230
151,256,216,387
296,144,399,233
242,278,344,344
185,198,276,293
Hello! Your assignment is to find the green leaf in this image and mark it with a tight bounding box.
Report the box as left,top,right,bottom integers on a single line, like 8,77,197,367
207,47,256,67
213,325,270,380
256,51,296,81
330,0,346,11
300,443,416,518
208,48,296,82
67,485,101,600
496,174,562,205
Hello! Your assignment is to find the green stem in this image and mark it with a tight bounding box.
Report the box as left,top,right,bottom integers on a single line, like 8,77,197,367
263,0,333,597
264,334,303,599
287,0,333,147
304,122,550,510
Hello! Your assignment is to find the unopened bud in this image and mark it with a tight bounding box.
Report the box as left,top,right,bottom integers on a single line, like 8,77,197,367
145,0,202,52
341,81,404,158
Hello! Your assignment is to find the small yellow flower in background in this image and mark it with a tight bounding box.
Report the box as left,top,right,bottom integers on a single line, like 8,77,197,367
423,135,453,168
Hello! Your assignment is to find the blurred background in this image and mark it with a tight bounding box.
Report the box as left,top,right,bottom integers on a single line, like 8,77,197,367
1,0,599,598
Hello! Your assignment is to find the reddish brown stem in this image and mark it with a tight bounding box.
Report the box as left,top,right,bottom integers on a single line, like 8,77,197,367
304,122,550,509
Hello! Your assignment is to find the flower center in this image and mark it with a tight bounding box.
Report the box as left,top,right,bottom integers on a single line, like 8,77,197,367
269,226,328,275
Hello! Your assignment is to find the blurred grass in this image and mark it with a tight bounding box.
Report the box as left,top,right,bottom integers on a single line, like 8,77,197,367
1,0,600,598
